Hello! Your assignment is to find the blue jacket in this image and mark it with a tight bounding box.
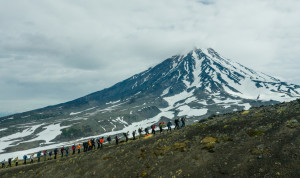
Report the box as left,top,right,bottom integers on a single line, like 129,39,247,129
167,122,172,127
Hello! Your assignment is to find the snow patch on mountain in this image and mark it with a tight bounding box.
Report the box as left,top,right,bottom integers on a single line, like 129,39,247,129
0,124,43,153
177,105,208,117
198,100,207,105
115,117,128,125
161,87,170,96
101,126,106,131
23,124,71,144
163,90,194,108
184,97,197,104
70,111,82,116
70,107,96,116
0,128,7,132
106,100,121,105
212,98,251,110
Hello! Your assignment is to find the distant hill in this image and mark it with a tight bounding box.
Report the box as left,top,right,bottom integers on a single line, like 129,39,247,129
1,99,299,177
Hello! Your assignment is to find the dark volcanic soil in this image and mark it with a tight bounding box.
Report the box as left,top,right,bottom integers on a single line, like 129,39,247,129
1,99,300,178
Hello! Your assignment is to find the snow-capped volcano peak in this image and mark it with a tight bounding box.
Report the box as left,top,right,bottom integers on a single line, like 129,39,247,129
153,48,299,102
124,48,299,104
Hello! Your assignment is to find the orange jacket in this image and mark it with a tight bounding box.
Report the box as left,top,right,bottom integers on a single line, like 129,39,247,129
100,139,104,143
77,145,81,149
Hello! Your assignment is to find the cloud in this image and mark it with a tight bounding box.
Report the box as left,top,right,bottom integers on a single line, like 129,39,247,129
0,0,299,113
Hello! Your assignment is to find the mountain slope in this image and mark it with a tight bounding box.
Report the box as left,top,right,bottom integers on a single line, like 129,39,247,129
1,99,299,177
0,48,299,160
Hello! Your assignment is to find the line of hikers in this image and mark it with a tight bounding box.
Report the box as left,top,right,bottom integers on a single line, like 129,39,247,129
1,116,186,168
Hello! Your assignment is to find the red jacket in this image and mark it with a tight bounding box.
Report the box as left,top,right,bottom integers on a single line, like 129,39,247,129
100,139,104,143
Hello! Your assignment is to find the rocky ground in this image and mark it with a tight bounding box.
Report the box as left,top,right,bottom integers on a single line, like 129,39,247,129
0,99,299,178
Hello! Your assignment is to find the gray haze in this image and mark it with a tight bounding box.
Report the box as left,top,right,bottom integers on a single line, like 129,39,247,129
0,0,299,113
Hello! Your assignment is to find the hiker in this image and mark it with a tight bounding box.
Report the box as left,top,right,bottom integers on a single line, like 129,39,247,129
138,127,143,137
37,151,41,162
43,150,47,161
14,157,18,166
8,158,12,167
100,137,104,149
132,130,136,140
54,148,58,159
115,136,119,145
30,154,34,164
65,147,69,156
23,155,27,165
151,124,156,134
174,118,180,130
159,122,165,133
61,146,65,157
88,140,92,150
145,127,149,136
86,141,89,151
85,142,88,152
107,136,112,144
1,160,5,168
82,142,84,151
181,116,186,127
97,138,100,149
91,139,96,150
167,121,172,132
77,144,81,154
82,142,85,151
49,151,53,160
72,144,76,154
123,131,129,142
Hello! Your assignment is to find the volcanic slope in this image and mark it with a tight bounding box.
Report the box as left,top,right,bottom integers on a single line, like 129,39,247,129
0,48,299,158
1,99,299,177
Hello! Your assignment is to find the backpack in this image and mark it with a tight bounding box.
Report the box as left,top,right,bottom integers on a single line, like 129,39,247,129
123,133,127,137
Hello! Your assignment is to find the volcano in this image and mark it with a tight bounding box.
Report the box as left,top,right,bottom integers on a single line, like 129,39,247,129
0,48,299,159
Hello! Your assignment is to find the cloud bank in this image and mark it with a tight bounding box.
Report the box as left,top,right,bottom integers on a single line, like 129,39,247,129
0,0,299,113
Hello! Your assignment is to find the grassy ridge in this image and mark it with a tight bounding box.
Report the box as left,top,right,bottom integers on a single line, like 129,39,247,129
1,99,299,177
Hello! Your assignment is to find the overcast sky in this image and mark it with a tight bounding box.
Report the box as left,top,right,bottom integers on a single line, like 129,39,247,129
0,0,299,114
